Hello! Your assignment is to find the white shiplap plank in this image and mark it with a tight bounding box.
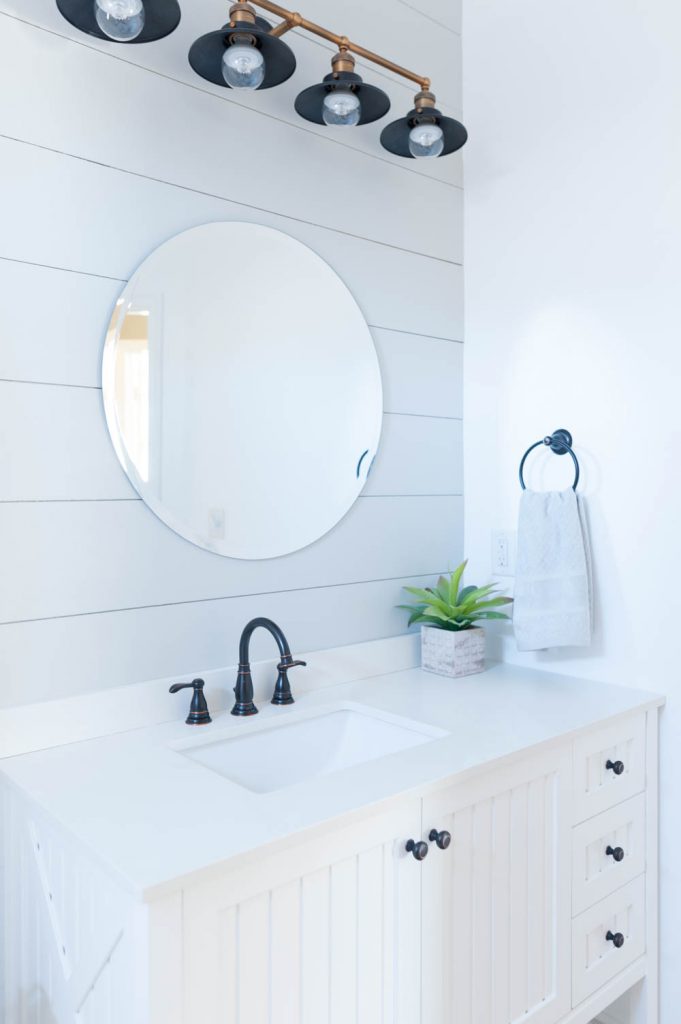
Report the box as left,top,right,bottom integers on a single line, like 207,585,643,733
0,580,441,710
374,328,463,416
0,395,461,503
365,414,462,496
0,382,133,502
0,495,462,624
0,20,461,263
0,3,462,184
0,260,123,389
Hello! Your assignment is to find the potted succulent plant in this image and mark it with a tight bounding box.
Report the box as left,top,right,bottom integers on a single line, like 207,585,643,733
399,560,512,678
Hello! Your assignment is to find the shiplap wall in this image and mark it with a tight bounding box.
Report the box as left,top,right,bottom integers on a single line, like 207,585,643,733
0,0,463,709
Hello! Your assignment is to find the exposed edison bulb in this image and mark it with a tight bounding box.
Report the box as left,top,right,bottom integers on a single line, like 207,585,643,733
94,0,145,41
408,122,444,159
222,42,266,89
322,88,361,126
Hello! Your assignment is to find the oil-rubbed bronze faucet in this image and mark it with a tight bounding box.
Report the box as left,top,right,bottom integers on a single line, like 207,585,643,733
232,618,306,716
168,678,212,725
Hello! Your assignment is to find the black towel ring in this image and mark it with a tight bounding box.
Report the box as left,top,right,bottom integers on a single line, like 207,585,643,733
519,429,580,491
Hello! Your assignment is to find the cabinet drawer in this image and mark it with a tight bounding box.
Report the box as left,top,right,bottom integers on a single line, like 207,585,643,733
573,714,646,822
572,794,645,915
572,875,645,1006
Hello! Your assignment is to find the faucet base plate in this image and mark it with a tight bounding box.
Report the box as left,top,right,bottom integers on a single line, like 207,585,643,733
230,701,259,717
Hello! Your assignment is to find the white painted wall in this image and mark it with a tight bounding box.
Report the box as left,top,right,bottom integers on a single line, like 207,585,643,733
462,2,681,1018
0,1,463,710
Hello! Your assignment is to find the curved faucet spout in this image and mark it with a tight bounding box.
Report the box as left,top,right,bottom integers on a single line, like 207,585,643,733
231,618,306,716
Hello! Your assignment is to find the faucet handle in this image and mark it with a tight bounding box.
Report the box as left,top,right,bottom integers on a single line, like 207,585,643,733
272,656,307,706
169,678,212,726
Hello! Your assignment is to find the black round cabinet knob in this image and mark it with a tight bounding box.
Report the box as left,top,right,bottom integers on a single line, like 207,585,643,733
606,845,625,862
606,930,625,948
405,839,429,861
429,829,452,850
605,759,625,775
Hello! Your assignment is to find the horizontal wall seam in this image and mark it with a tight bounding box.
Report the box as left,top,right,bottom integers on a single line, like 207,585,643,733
0,569,452,627
0,253,126,283
0,498,140,504
0,493,461,504
382,410,462,420
396,0,462,37
0,377,103,391
0,11,463,192
368,324,462,344
362,493,462,498
0,132,462,268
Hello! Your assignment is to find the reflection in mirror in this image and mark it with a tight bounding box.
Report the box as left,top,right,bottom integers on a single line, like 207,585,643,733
103,222,383,559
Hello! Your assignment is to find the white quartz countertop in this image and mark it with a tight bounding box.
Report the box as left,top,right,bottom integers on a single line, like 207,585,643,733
0,662,663,900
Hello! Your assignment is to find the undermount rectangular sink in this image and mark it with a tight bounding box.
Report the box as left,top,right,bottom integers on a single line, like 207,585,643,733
173,702,447,793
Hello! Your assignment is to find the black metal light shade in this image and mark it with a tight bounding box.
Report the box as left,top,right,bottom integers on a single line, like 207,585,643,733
56,0,181,42
380,102,467,158
295,71,390,126
188,19,296,90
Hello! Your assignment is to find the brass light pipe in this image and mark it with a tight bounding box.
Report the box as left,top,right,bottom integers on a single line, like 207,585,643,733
246,0,431,91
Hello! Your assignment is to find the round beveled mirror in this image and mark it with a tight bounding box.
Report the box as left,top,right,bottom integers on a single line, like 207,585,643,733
102,222,383,559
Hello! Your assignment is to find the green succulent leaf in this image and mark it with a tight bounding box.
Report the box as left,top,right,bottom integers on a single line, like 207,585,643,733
448,560,467,604
400,561,512,633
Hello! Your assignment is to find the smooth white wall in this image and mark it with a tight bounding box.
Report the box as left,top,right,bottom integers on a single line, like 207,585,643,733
0,1,463,709
462,2,681,1017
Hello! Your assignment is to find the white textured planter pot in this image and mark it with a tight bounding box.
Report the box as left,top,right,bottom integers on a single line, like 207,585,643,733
420,625,486,678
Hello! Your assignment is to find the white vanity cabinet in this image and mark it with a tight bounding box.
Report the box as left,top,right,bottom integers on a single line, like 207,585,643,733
1,673,661,1024
144,710,657,1024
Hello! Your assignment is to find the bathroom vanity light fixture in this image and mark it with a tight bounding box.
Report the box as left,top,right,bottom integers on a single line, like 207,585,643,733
189,0,467,158
56,0,181,42
189,3,296,90
381,90,468,159
295,48,390,126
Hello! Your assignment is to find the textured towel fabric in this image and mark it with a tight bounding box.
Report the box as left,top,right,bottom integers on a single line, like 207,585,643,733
513,489,592,652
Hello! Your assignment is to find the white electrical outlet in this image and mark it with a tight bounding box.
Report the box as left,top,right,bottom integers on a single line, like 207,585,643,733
491,530,516,576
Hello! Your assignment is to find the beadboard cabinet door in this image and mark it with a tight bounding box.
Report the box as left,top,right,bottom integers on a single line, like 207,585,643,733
421,748,572,1024
180,800,423,1024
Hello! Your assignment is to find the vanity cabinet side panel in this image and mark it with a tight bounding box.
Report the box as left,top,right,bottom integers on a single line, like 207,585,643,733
0,778,148,1024
180,800,422,1024
421,746,572,1024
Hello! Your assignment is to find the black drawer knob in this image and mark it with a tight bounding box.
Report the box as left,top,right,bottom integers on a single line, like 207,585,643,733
428,829,452,850
405,839,429,861
605,759,625,775
606,845,625,862
606,930,625,948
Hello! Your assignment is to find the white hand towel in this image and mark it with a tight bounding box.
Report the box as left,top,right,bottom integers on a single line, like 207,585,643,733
513,489,592,652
